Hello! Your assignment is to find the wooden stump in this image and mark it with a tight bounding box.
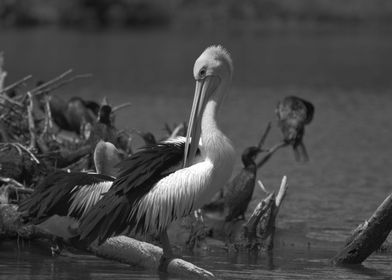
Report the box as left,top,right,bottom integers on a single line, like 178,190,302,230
331,192,392,265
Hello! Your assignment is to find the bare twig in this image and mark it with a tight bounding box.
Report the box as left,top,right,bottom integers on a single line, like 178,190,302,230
33,73,92,96
30,69,73,96
26,92,37,151
0,177,25,188
256,141,288,169
257,179,270,195
42,94,53,135
0,93,24,107
11,143,40,164
101,96,109,106
0,52,6,91
112,102,132,113
164,123,173,135
0,74,32,95
169,123,185,139
257,122,272,149
275,175,288,209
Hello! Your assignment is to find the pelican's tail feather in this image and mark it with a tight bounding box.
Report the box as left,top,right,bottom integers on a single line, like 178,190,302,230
19,171,113,224
78,191,135,244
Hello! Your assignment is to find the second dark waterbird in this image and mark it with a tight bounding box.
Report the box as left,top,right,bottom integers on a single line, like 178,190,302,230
276,96,314,162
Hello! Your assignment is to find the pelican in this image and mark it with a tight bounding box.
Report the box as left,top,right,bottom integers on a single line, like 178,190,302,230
79,45,236,261
224,146,262,222
19,141,121,242
276,96,314,162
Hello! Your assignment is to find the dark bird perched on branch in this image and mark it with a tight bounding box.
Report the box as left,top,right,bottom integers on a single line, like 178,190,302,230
224,146,262,222
36,80,99,135
87,105,118,147
65,97,99,134
275,96,314,162
78,46,236,261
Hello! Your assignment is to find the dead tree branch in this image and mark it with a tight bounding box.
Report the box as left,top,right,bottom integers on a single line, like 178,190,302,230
331,192,392,265
257,142,288,169
0,75,32,95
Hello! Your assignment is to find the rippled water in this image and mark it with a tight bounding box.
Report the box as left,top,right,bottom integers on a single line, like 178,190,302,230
1,26,392,279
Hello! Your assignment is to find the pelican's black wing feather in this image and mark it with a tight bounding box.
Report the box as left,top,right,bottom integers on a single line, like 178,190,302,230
19,171,114,224
79,141,186,244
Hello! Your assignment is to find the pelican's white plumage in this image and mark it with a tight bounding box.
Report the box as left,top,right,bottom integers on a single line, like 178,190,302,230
137,45,235,232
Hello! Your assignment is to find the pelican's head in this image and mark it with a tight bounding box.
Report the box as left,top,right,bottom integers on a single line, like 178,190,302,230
184,45,233,167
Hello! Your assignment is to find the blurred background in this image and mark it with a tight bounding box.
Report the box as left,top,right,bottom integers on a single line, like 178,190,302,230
1,1,392,279
1,0,392,28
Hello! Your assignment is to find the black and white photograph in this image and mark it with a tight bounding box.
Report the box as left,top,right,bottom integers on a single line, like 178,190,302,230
1,1,392,279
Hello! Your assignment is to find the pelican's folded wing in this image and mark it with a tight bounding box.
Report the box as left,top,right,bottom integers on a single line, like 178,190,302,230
19,171,114,224
79,140,186,244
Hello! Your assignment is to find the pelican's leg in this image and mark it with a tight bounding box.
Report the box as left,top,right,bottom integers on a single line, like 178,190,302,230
159,230,173,257
158,230,174,272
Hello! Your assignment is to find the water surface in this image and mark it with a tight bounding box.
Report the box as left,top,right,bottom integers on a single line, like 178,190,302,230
1,26,392,279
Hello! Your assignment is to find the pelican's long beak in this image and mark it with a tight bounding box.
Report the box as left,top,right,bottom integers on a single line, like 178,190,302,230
183,76,220,167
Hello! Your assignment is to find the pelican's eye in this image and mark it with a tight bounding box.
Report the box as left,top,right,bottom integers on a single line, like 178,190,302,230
198,68,206,79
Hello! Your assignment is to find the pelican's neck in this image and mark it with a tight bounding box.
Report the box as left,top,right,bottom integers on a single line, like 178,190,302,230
195,98,235,208
201,99,234,164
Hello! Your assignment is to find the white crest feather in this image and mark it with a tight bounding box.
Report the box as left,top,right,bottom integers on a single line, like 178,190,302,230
203,45,233,74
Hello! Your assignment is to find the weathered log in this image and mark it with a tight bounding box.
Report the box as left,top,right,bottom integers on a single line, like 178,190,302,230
0,205,214,279
91,236,215,279
0,204,51,240
331,192,392,265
